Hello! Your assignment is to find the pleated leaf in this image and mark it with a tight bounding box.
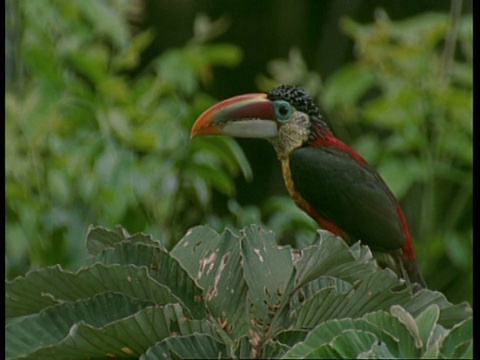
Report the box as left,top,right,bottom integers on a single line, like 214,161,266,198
309,330,380,359
11,304,221,360
293,231,378,291
260,339,292,359
90,241,205,318
292,270,411,328
272,329,310,348
171,226,250,337
6,292,155,358
356,341,396,359
6,264,183,319
402,288,472,327
291,275,353,307
5,224,473,359
140,333,231,360
414,304,442,350
283,312,421,359
239,225,294,333
439,317,473,358
86,224,161,256
283,302,472,359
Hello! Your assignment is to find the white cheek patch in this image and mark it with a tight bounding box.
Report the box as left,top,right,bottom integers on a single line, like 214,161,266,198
270,111,310,159
221,119,278,138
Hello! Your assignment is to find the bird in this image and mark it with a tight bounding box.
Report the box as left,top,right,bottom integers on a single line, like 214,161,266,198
190,85,426,288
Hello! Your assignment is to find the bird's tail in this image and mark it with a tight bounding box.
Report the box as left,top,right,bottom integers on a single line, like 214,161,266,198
401,255,426,289
373,250,426,291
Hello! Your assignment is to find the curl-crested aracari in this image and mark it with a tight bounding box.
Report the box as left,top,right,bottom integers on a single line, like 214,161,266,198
191,85,425,288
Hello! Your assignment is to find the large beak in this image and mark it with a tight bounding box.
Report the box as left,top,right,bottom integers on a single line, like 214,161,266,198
191,93,278,139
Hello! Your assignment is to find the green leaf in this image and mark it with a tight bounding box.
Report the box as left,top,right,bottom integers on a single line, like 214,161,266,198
310,330,379,359
86,225,161,256
190,137,239,175
281,318,368,359
261,339,291,359
439,317,473,359
240,226,294,329
292,271,411,329
75,0,130,49
65,46,108,83
191,13,230,43
362,92,424,130
89,241,206,318
403,290,472,328
141,333,231,360
185,162,236,196
323,64,377,110
357,341,396,359
6,264,183,319
273,329,309,348
171,226,250,337
376,157,427,199
14,304,222,359
6,292,154,358
85,224,130,255
156,49,197,95
362,310,419,358
221,137,253,181
113,29,155,71
414,304,441,351
199,43,243,67
390,305,422,348
171,225,295,340
170,226,221,277
294,231,378,290
284,311,422,359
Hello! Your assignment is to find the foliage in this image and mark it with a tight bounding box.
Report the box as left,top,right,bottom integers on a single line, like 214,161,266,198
5,1,251,277
6,225,472,359
258,10,472,304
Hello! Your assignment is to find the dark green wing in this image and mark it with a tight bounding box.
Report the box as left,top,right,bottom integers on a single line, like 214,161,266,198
289,146,406,251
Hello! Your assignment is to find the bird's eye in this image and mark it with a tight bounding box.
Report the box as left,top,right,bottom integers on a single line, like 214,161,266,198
273,100,293,121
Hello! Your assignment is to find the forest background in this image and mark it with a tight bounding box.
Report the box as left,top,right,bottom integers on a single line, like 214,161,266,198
6,0,472,306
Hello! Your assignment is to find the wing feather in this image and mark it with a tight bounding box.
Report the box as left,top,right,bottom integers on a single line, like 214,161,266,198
289,147,405,251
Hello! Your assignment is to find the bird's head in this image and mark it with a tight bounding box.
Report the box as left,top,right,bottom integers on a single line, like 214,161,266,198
191,85,332,159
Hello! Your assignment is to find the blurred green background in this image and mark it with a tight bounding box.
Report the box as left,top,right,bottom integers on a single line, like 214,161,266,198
5,0,472,305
